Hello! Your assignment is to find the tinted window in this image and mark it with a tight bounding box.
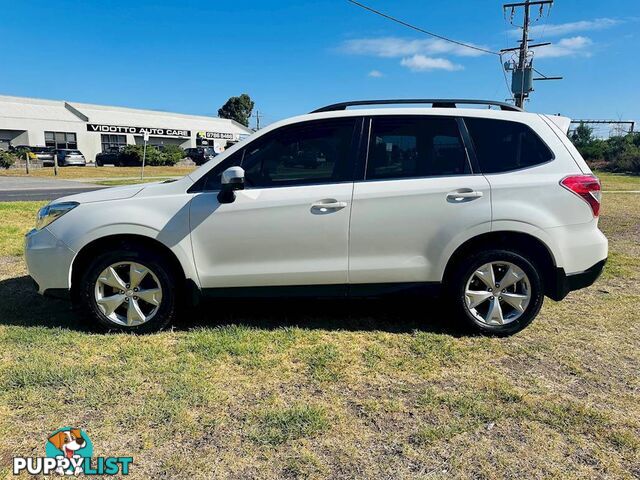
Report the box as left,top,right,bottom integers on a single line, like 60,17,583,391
465,117,553,173
242,119,356,188
366,116,469,180
201,118,356,191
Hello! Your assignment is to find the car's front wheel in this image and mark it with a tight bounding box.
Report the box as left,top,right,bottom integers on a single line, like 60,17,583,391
79,249,177,332
450,250,544,336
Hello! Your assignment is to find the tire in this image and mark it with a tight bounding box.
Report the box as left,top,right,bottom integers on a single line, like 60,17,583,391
79,247,177,333
449,249,544,336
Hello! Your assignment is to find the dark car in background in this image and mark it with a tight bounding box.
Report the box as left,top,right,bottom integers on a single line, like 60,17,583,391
55,149,87,166
11,146,56,165
95,147,123,166
185,146,217,165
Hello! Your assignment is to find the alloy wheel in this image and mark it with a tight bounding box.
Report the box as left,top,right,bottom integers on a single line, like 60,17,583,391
94,261,162,326
464,261,531,326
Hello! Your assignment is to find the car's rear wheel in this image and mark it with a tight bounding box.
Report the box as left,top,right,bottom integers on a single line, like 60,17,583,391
79,249,176,332
450,249,544,336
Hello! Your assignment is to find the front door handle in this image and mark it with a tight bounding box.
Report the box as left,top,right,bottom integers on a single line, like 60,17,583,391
446,190,483,203
311,199,347,213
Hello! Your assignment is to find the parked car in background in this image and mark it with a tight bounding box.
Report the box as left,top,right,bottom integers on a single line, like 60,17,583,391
55,149,87,166
185,147,217,165
95,147,123,166
11,145,56,165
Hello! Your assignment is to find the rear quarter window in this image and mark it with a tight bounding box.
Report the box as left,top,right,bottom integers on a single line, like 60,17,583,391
464,117,553,173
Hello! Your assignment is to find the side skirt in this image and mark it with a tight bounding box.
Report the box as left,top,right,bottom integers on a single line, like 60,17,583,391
200,282,442,300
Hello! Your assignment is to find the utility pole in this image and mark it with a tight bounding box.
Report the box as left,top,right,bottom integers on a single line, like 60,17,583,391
251,110,262,130
502,0,557,109
516,1,531,109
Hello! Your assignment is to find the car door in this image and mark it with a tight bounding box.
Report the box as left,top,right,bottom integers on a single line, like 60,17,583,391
349,114,492,285
189,117,361,290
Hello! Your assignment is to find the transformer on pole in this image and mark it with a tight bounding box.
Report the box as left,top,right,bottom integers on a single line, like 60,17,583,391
501,0,560,109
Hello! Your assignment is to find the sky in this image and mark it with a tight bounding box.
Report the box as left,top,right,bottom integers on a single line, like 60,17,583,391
0,0,638,128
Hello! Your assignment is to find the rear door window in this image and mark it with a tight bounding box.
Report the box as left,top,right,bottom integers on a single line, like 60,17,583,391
464,117,553,173
365,116,470,180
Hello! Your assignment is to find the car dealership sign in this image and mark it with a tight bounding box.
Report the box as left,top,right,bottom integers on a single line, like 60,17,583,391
87,123,190,137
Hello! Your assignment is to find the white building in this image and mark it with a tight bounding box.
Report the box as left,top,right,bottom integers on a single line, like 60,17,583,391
0,95,253,162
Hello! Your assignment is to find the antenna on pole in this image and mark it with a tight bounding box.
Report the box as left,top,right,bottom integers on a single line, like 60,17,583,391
501,0,560,109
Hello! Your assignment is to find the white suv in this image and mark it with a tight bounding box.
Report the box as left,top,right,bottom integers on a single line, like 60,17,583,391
25,99,608,335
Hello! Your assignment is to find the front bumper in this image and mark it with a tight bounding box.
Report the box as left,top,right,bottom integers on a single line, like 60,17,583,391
549,258,607,301
25,228,76,295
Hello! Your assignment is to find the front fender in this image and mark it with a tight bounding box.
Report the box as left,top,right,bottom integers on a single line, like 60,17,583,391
66,223,199,289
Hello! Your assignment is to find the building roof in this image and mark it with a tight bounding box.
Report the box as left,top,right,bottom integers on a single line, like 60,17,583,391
0,95,82,124
0,94,252,133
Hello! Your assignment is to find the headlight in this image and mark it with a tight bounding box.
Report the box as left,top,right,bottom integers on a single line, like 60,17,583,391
35,202,79,230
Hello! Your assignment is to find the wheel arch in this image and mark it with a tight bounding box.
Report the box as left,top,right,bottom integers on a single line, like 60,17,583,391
442,230,559,299
70,234,199,305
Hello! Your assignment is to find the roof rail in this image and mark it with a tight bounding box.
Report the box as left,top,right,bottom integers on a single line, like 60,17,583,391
310,99,522,113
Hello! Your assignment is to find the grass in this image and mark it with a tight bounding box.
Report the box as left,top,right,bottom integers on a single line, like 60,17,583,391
0,187,639,478
93,177,177,186
0,165,196,180
0,201,46,256
596,171,640,191
250,404,329,445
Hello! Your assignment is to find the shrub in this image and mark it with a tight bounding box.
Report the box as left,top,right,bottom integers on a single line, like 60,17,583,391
117,144,183,166
573,132,640,174
142,147,166,166
118,145,143,165
0,151,17,169
609,144,640,173
159,144,184,166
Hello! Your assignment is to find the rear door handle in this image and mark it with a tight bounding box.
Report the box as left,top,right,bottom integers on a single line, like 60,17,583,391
446,190,483,202
311,199,347,213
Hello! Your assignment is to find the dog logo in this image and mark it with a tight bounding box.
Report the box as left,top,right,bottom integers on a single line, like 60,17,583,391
46,427,93,475
13,427,132,476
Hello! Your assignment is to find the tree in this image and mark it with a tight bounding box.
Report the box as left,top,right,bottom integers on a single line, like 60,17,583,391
218,94,254,127
570,122,594,148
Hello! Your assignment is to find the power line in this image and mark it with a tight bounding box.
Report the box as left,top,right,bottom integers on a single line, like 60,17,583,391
346,0,515,103
347,0,499,56
499,53,516,103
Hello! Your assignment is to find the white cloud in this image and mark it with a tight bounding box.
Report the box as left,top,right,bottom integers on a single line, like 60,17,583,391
509,18,622,37
534,36,592,58
340,37,488,58
367,70,383,78
400,55,463,72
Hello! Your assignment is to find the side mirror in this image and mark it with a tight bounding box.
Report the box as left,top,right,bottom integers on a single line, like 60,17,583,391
217,166,245,204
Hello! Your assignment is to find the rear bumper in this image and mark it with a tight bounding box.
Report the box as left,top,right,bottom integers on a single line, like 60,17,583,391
549,258,606,301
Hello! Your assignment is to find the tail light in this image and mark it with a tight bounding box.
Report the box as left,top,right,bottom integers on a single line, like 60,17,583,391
560,174,601,217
